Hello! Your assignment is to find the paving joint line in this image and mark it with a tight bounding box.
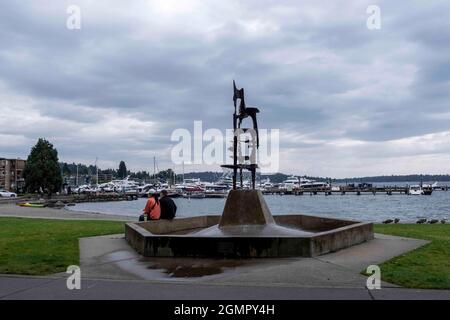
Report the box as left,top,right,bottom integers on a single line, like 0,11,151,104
0,278,59,299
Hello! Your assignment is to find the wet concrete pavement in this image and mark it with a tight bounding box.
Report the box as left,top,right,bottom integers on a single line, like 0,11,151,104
1,231,448,300
77,233,428,289
1,274,449,300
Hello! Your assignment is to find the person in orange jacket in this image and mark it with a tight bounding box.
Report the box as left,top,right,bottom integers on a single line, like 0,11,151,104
141,192,160,221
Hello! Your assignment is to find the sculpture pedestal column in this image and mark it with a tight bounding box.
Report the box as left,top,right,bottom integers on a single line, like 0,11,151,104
219,190,274,227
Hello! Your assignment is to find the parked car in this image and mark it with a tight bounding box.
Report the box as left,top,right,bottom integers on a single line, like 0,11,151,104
0,188,17,197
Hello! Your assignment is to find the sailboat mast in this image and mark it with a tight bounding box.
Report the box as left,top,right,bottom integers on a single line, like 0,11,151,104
153,156,156,182
95,157,98,187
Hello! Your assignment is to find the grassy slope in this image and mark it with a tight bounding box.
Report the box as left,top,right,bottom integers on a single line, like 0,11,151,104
0,217,125,275
374,224,450,289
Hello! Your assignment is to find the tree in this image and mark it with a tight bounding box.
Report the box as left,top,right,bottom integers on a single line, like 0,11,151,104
62,163,71,176
118,161,127,179
23,138,63,195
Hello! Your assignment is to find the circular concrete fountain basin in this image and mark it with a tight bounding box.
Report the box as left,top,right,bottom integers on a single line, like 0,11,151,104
125,190,373,258
125,214,373,258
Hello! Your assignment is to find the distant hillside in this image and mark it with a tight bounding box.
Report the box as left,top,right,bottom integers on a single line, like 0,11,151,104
333,175,450,183
182,172,450,183
183,171,225,182
182,171,289,183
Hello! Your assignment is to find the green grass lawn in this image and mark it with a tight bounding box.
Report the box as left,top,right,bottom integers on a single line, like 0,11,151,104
374,224,450,289
0,217,125,275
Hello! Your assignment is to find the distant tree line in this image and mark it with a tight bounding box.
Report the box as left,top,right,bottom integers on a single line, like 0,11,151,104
183,171,226,182
60,162,127,177
59,161,179,182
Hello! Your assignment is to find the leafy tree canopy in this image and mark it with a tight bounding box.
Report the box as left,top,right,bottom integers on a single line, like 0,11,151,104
23,138,62,194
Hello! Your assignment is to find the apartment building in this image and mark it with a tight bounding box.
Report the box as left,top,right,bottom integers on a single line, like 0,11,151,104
0,158,26,192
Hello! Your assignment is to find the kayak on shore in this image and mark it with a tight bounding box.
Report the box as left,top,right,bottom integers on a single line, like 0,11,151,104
17,202,45,208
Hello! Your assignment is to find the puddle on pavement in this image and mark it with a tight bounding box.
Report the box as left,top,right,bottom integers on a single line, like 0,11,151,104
102,250,299,281
144,258,251,278
103,250,139,262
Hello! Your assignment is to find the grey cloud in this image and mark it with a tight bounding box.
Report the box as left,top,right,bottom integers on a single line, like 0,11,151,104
1,0,450,175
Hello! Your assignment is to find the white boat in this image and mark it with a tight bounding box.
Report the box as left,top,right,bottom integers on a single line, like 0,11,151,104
174,178,205,199
331,185,341,191
96,176,140,194
259,178,274,190
299,177,328,189
137,184,156,197
175,178,204,192
74,184,96,194
408,184,433,195
279,176,328,191
279,176,300,191
408,185,424,195
216,171,234,188
97,182,118,192
204,183,229,197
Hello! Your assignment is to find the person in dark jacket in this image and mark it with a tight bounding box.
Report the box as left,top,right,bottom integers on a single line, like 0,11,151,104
159,190,177,220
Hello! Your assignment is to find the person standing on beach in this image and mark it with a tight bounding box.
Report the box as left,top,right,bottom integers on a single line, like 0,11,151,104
140,192,160,221
159,190,177,220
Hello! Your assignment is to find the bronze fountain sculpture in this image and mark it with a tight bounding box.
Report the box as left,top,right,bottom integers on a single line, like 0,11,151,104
221,81,259,189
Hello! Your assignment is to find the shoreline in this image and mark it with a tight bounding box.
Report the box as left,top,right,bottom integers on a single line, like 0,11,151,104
0,202,135,221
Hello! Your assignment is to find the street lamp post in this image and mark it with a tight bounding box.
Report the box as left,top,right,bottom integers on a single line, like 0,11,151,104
95,157,99,188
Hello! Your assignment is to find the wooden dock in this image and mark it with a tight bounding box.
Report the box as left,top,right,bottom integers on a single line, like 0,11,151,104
261,186,448,195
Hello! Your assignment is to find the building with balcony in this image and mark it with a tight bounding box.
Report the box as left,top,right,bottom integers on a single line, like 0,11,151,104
0,158,26,192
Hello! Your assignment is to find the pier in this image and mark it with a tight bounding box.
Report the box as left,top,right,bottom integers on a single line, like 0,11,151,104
262,185,449,195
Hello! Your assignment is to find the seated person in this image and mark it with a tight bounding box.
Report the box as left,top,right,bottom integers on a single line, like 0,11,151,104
159,190,177,220
139,192,160,221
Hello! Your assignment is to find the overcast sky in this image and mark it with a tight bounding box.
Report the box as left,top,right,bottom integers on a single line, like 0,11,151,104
1,0,450,178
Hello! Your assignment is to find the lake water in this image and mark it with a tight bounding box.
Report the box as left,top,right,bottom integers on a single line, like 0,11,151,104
69,190,450,223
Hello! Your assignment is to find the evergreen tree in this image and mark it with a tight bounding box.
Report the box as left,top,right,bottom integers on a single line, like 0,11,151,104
23,138,63,195
62,163,71,176
118,161,127,179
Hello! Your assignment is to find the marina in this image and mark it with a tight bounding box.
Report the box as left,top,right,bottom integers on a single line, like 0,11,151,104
60,174,450,199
